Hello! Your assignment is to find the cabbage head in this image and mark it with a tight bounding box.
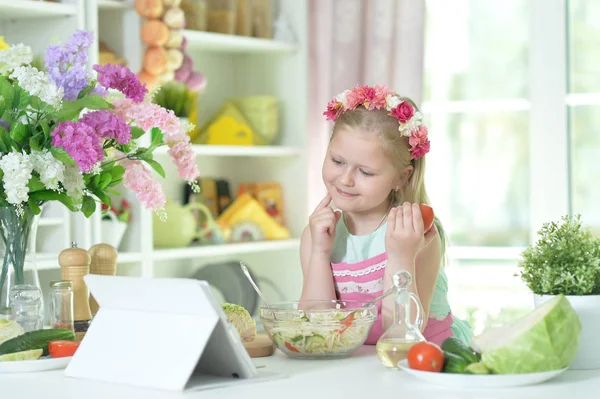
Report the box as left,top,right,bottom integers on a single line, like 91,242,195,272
0,319,24,344
471,294,581,374
222,303,256,342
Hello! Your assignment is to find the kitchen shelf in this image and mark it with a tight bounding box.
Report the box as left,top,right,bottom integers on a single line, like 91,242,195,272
0,0,78,19
97,0,129,10
152,239,300,261
38,217,64,227
183,30,297,54
154,144,303,157
37,251,142,270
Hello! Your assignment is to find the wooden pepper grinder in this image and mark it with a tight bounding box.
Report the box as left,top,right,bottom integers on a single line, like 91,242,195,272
59,242,92,342
88,243,118,316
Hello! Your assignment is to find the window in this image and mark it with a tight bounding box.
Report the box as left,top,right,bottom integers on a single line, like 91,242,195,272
423,0,590,333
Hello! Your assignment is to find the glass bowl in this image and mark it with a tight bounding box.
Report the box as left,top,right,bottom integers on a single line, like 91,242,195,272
259,300,378,359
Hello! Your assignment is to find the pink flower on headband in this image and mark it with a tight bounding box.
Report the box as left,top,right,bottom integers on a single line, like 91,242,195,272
409,125,430,159
323,84,430,159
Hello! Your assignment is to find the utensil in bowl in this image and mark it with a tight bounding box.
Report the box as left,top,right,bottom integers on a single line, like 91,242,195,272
239,261,272,308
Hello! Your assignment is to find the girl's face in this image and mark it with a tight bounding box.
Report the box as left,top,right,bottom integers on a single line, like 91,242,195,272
322,126,410,215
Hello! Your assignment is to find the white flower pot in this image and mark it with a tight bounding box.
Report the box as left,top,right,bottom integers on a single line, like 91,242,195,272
533,294,600,370
100,213,128,250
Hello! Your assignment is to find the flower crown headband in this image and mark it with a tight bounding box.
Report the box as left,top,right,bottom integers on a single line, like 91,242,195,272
323,85,430,159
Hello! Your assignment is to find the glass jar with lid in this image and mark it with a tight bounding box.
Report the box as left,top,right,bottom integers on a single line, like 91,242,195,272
10,284,43,332
49,280,74,331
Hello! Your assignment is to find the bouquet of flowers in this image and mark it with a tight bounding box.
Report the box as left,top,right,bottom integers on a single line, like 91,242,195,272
0,30,199,306
0,30,199,217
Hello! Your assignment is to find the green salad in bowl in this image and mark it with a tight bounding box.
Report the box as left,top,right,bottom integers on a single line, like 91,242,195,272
259,300,377,359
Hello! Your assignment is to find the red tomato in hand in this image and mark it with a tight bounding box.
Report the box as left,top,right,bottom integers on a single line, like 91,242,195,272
49,340,80,358
419,204,435,233
407,341,444,372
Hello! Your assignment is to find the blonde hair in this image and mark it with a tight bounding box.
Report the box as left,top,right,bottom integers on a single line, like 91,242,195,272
330,99,447,262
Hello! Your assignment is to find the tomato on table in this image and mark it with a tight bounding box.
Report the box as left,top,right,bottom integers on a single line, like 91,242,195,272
48,340,80,358
407,341,444,372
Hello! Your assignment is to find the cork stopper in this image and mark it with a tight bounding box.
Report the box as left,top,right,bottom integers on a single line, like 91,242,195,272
59,241,92,323
88,243,118,315
58,241,91,267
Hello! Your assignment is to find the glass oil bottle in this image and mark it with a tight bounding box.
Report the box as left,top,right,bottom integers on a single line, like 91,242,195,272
376,270,425,369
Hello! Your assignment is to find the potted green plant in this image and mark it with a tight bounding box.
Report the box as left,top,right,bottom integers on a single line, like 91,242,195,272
153,81,197,126
518,214,600,369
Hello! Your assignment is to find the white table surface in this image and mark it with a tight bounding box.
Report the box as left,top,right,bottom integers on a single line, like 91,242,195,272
2,346,598,399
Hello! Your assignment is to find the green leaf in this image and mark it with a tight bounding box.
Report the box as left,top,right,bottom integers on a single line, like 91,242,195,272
0,77,14,118
77,82,96,100
93,174,101,187
27,199,41,215
107,165,125,180
81,195,96,218
142,158,165,178
56,94,111,121
0,125,9,153
50,147,76,166
150,127,163,147
29,190,77,212
131,126,145,139
9,123,28,146
29,136,42,152
104,188,121,195
98,173,112,189
12,84,31,111
27,175,46,192
39,120,51,140
90,187,111,207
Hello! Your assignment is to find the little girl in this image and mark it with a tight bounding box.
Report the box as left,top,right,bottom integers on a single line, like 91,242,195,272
299,85,472,346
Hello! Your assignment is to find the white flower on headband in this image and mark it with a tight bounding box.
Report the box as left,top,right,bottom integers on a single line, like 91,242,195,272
324,85,431,159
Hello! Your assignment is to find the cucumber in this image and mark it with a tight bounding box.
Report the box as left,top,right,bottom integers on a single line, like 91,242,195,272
0,328,75,356
464,362,491,375
305,334,326,351
442,351,469,373
441,337,479,364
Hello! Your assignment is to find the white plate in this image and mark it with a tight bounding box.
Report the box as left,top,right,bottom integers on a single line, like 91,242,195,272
0,356,72,374
398,360,568,389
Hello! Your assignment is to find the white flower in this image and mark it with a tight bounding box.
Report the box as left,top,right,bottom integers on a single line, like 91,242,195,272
0,152,33,205
30,149,65,191
0,44,33,76
398,112,424,136
335,90,351,107
9,66,63,109
62,165,85,206
385,94,401,111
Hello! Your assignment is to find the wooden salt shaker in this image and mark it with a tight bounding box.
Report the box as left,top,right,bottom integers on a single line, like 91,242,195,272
59,242,92,342
88,243,118,315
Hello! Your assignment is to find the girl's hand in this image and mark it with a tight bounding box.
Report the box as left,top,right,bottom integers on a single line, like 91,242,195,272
385,202,437,262
309,194,341,256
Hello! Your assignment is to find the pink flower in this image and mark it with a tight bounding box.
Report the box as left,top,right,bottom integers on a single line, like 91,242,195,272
93,64,148,103
409,125,430,159
323,100,342,121
372,85,390,109
51,121,103,173
113,99,181,139
120,159,166,211
361,86,377,110
80,109,131,144
345,87,366,109
390,101,414,123
168,141,199,182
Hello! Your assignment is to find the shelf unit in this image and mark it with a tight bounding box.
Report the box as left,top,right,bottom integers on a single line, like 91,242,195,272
2,0,309,307
154,144,304,157
0,0,78,19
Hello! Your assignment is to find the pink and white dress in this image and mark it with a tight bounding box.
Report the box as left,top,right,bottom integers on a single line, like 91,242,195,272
330,216,472,346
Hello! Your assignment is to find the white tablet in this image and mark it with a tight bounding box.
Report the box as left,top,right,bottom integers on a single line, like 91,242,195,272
66,275,257,391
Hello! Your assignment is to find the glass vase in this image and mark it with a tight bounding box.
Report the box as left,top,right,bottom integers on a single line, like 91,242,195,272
0,205,42,319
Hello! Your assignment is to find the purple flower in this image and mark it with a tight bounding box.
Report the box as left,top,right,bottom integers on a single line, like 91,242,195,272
45,30,94,101
93,64,148,103
0,119,9,131
51,121,104,173
80,110,131,145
